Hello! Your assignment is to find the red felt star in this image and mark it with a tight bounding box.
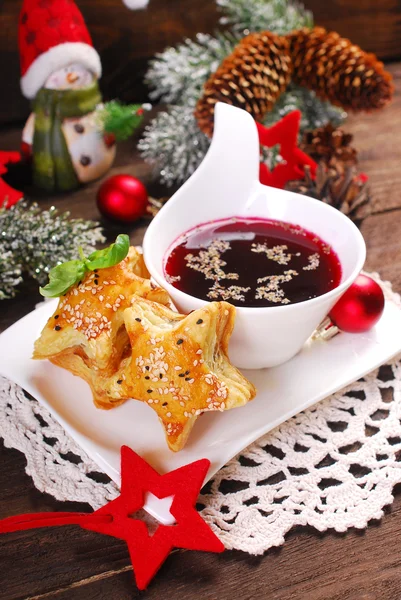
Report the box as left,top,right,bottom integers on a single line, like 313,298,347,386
257,111,317,189
0,151,23,208
82,447,224,589
0,447,224,590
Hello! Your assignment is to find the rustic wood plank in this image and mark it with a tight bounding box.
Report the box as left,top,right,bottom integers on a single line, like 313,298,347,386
303,0,401,60
345,64,401,216
362,209,401,291
2,475,401,600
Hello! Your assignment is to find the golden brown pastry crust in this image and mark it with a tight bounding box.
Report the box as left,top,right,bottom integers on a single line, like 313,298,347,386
33,248,171,408
103,299,256,451
33,247,256,451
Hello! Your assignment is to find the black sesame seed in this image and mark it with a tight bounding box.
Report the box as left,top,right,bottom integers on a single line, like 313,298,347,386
145,376,150,380
159,373,163,379
162,402,168,406
74,123,85,134
94,269,98,273
147,389,153,394
145,366,150,371
54,315,59,319
54,325,61,331
94,279,99,285
177,339,184,345
135,318,141,322
196,319,203,325
80,155,91,166
179,373,185,378
117,379,123,384
185,370,190,375
185,377,191,381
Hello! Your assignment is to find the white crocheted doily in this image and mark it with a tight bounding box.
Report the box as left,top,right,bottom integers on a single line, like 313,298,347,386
1,273,401,555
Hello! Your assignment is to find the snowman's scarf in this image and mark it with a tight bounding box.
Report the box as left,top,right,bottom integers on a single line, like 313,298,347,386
32,82,102,192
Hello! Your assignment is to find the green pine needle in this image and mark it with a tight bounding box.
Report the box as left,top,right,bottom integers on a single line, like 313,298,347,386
100,101,144,142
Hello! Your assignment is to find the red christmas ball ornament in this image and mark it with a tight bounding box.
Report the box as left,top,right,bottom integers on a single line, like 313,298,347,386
97,175,148,223
329,274,385,333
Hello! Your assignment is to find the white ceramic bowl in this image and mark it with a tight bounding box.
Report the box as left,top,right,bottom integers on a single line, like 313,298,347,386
143,103,366,369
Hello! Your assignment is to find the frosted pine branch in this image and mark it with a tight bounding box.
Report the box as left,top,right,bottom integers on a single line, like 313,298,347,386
0,202,105,299
264,85,346,130
0,247,22,300
146,32,237,105
138,105,210,186
217,0,313,34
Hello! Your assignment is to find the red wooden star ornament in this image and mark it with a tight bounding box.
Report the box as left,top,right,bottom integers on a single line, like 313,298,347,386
257,111,317,189
0,446,224,590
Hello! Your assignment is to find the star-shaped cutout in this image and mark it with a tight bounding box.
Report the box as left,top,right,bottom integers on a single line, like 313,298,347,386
82,446,225,589
104,299,256,451
0,447,224,590
257,111,317,189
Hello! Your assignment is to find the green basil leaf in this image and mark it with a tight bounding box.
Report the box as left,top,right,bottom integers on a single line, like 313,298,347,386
39,260,88,298
86,234,130,271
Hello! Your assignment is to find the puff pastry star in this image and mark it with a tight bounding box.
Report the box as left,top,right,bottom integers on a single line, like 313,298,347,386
104,299,256,451
33,248,171,408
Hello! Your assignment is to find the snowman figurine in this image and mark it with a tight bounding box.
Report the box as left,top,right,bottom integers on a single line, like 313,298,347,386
19,0,116,192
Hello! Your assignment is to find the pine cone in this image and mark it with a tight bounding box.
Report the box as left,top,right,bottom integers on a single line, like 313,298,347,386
287,27,394,111
195,31,292,137
286,160,371,221
301,123,357,167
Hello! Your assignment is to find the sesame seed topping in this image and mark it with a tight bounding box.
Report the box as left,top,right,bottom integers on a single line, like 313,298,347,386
162,402,168,406
196,319,203,324
117,379,122,384
177,339,184,345
135,318,141,322
54,315,59,319
166,412,172,418
147,389,153,394
54,325,61,331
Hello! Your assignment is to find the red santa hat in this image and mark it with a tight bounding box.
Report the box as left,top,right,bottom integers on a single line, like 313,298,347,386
18,0,102,99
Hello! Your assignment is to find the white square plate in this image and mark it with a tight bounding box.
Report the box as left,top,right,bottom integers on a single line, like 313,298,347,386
1,298,401,523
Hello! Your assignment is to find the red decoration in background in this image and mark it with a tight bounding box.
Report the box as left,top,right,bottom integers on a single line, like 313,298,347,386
0,446,224,590
257,111,317,189
97,175,149,223
329,274,385,333
0,151,23,208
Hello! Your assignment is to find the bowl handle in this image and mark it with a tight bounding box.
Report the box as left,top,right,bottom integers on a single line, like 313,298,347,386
175,103,260,204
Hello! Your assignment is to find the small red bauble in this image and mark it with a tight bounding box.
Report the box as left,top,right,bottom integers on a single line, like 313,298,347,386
97,175,148,223
329,274,385,333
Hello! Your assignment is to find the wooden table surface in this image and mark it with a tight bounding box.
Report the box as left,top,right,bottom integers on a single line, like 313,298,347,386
1,64,401,600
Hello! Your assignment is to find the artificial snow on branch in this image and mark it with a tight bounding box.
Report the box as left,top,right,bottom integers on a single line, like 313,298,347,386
140,0,345,186
217,0,313,34
0,202,105,300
